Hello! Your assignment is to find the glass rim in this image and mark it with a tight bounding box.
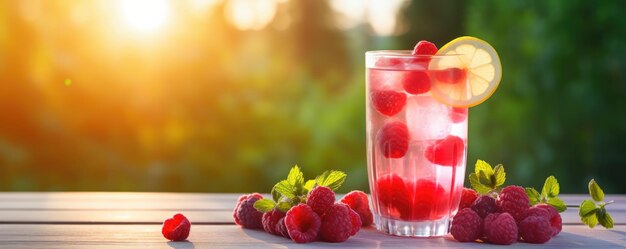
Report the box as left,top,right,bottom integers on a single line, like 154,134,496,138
365,50,464,58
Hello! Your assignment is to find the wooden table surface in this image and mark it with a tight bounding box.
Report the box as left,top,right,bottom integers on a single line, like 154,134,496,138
0,193,624,248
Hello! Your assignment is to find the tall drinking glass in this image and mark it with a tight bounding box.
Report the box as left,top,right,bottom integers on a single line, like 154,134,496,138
366,51,468,237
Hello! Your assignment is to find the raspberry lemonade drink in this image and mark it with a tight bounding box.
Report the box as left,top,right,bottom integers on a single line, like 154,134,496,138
366,38,502,237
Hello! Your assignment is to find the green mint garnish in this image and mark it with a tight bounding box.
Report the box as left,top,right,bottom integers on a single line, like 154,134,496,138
469,160,505,194
254,165,347,213
579,179,614,229
525,176,566,212
315,170,347,191
253,199,276,213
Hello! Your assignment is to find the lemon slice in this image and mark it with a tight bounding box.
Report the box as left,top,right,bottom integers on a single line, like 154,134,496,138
429,36,502,107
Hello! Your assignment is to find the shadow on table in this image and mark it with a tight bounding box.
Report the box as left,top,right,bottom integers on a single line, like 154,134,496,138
242,228,379,248
167,240,196,249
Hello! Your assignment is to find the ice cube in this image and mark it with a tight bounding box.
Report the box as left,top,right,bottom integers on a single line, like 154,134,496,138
405,95,451,141
368,69,404,91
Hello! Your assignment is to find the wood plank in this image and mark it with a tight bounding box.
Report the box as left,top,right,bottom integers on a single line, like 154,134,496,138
0,209,623,224
0,224,624,248
1,193,624,211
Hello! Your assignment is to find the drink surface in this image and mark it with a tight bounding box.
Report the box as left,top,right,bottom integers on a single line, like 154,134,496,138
366,56,468,222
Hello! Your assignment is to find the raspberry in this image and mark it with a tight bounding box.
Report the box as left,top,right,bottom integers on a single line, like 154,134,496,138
371,90,407,116
348,208,362,236
319,203,353,242
377,122,409,158
535,204,562,237
233,193,264,229
412,40,438,55
376,174,411,218
307,186,335,216
406,179,449,220
471,195,499,219
162,213,191,241
450,208,483,242
459,188,479,210
521,206,551,221
434,67,466,84
285,204,321,243
484,212,518,245
497,185,530,223
262,209,286,235
340,191,373,226
403,71,431,95
519,215,552,244
424,135,465,166
275,217,291,239
450,107,468,123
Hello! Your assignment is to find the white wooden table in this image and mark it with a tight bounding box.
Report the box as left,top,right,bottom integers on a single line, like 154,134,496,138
0,193,624,248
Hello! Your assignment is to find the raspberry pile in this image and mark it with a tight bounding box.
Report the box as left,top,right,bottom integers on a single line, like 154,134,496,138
450,186,562,245
233,166,374,244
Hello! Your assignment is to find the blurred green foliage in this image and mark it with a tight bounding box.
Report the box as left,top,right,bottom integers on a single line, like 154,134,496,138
0,0,624,193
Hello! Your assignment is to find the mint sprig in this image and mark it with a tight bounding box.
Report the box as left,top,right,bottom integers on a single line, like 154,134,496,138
579,179,614,229
469,160,506,194
525,176,566,212
254,165,347,213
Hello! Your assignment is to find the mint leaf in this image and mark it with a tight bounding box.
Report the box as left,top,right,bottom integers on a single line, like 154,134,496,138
547,197,567,212
469,173,491,194
475,159,494,176
525,187,541,205
276,201,292,212
303,179,316,192
287,165,305,194
597,208,614,229
478,170,492,187
541,176,559,198
493,164,506,187
273,180,295,199
271,185,281,202
588,179,604,202
253,199,276,213
316,170,347,191
580,199,599,228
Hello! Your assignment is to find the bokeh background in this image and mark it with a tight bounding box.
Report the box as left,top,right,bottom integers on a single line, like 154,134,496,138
1,0,625,193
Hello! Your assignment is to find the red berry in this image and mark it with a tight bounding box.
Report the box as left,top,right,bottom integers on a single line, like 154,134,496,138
275,217,291,239
471,195,499,219
450,107,468,123
348,208,362,236
406,179,449,220
377,122,409,158
402,71,431,94
285,204,321,243
521,206,551,221
307,186,336,216
319,203,353,242
434,68,466,84
412,40,438,55
262,209,286,235
340,191,374,226
484,212,518,245
519,215,553,244
424,135,465,166
497,185,530,223
459,188,479,210
450,208,483,242
534,204,562,237
233,193,264,229
162,213,191,241
375,174,411,219
371,90,407,116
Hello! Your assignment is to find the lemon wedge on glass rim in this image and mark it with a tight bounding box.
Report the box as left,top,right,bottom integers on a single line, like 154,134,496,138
428,36,502,108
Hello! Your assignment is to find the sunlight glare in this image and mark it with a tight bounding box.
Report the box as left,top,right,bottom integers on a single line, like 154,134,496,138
224,0,277,31
118,0,170,33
